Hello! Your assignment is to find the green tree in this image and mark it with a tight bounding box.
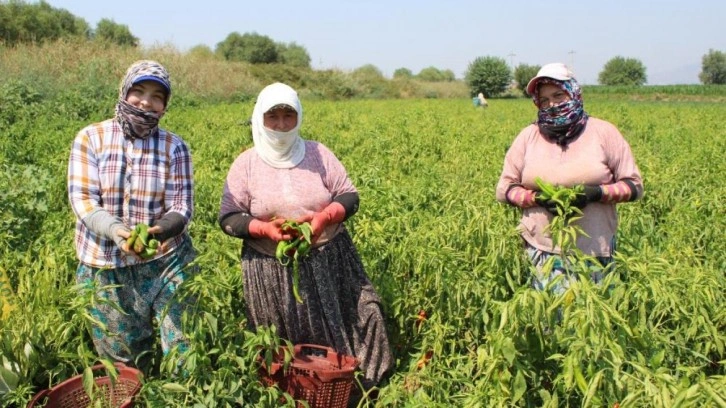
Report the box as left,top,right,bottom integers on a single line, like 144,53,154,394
351,64,384,80
350,64,388,97
187,44,216,59
598,56,647,86
699,49,726,84
94,18,137,47
441,69,456,81
277,42,311,68
215,32,278,64
465,56,511,97
393,68,413,79
417,66,453,82
513,63,541,96
0,0,89,45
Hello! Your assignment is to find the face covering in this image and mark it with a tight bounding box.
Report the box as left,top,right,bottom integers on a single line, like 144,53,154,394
251,83,306,168
534,78,588,147
115,60,171,140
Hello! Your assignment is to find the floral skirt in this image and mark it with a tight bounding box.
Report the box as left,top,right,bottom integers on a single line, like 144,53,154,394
241,228,393,388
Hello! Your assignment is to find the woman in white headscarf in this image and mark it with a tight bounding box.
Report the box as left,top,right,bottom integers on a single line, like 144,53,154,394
219,83,394,391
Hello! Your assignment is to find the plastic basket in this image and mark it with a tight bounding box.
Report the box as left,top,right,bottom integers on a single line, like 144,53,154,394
259,344,360,408
27,363,143,408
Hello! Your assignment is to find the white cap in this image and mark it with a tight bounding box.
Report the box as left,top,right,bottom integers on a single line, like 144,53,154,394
526,63,575,96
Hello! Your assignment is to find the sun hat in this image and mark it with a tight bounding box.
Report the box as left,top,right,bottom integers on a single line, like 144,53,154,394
526,63,575,96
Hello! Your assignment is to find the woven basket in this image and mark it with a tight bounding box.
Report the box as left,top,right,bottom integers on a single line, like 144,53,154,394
259,344,359,408
27,363,142,408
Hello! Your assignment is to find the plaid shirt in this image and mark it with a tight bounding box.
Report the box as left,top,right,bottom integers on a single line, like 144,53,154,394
68,118,194,267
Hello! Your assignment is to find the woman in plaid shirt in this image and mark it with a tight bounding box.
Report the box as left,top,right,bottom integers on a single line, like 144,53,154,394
67,60,198,371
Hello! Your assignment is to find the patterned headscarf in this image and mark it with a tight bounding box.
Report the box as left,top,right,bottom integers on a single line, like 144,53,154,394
251,83,306,169
533,77,588,147
115,60,171,140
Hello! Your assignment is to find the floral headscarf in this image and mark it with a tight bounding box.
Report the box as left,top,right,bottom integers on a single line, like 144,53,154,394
532,77,588,147
115,60,171,140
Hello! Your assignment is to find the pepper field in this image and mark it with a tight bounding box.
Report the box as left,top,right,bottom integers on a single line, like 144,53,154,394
0,95,724,407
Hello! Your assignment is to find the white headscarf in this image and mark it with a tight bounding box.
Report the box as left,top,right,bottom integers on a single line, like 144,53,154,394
251,83,306,168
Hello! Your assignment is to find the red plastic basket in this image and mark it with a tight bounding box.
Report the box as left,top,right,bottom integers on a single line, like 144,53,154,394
259,344,360,408
27,363,143,408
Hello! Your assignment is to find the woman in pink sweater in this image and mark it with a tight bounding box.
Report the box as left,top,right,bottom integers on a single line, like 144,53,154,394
218,83,393,391
496,63,643,293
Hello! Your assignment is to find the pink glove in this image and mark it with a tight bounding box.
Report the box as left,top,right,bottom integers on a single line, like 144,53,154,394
248,219,293,241
310,202,346,238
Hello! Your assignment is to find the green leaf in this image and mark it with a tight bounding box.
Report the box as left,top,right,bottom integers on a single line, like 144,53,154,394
0,364,19,394
512,369,526,402
649,349,665,369
500,338,516,366
162,382,189,393
82,366,95,399
582,370,602,406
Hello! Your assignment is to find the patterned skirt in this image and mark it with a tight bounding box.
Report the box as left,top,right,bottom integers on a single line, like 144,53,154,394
525,238,616,295
241,228,394,388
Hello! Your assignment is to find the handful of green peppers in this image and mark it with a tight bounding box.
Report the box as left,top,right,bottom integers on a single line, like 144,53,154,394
275,220,313,303
126,223,160,259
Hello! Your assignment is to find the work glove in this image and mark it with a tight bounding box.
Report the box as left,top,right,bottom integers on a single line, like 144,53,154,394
311,202,346,235
534,192,559,215
571,185,603,209
248,219,293,241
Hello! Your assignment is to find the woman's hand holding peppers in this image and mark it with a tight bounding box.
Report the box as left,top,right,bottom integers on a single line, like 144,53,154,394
571,185,603,208
304,202,346,242
116,228,138,256
249,218,294,241
116,224,166,259
535,183,602,213
534,192,558,215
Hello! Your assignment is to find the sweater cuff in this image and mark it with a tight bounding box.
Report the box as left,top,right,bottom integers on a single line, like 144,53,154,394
505,184,537,208
219,212,254,238
83,208,128,246
333,192,359,220
601,180,638,203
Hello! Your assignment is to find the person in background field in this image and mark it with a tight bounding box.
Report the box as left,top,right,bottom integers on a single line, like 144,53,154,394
477,92,488,107
218,82,394,395
495,62,643,294
67,60,198,372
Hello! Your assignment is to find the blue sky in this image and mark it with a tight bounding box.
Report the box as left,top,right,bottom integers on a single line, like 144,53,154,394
48,0,725,85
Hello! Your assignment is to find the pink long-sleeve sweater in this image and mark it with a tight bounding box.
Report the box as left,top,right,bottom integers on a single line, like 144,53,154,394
219,140,357,256
496,117,643,257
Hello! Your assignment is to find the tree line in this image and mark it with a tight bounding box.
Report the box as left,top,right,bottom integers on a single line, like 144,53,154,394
2,0,725,99
0,0,138,46
466,51,726,99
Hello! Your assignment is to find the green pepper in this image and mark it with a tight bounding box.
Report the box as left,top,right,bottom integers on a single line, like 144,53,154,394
136,223,149,246
291,267,303,304
276,240,287,261
140,247,157,259
147,239,160,249
133,234,146,254
297,240,311,257
272,220,314,304
126,229,138,248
